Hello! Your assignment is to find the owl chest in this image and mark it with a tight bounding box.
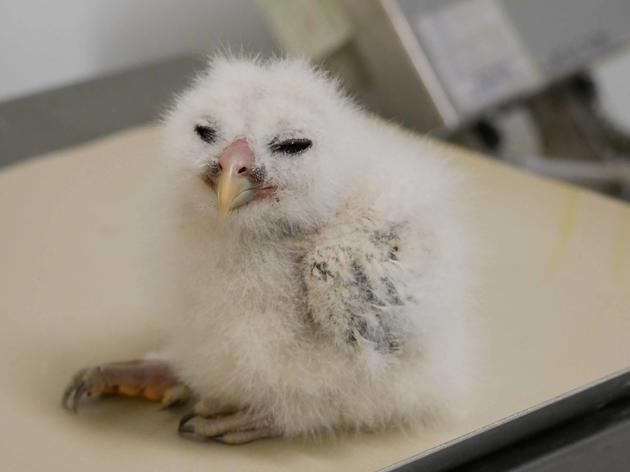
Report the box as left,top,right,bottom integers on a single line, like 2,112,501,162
187,245,304,323
175,247,312,395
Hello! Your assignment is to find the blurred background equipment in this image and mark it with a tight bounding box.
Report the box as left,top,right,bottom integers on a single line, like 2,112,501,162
259,0,630,198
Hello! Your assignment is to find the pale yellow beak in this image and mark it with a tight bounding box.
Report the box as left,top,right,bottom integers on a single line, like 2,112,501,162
216,161,258,217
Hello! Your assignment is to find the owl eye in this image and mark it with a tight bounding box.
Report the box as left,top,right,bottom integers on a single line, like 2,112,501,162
195,125,216,144
270,138,312,155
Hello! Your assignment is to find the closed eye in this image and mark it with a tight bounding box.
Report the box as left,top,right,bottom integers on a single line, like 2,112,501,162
195,125,216,144
270,138,312,155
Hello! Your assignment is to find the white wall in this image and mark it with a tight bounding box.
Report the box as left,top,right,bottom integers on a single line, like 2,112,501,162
1,0,630,134
0,0,276,101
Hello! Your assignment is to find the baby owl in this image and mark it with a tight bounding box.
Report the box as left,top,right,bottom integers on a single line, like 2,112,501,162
62,56,473,444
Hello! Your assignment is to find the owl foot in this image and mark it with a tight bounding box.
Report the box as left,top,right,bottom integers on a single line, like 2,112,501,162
62,359,191,412
178,401,280,444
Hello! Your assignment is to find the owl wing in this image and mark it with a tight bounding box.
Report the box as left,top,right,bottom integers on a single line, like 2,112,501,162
301,220,411,354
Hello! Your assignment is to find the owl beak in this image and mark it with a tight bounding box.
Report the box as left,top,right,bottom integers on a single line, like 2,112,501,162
216,166,257,217
216,139,257,217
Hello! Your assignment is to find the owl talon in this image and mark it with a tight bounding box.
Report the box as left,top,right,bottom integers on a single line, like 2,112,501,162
62,367,99,412
178,411,197,430
177,422,195,435
160,384,192,409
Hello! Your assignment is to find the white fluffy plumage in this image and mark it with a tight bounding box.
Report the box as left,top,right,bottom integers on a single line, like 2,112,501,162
151,56,474,439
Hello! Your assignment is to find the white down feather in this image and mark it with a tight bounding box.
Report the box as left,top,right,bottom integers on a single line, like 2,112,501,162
149,55,476,436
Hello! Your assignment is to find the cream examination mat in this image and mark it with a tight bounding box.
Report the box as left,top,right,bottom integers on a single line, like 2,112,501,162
1,126,629,471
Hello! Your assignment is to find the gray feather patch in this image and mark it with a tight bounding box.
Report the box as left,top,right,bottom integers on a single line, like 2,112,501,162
302,223,407,354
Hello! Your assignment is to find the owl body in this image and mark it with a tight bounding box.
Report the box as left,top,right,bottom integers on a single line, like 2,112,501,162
152,57,474,437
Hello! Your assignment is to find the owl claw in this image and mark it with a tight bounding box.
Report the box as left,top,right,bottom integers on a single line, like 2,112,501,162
160,384,192,409
178,411,197,430
62,367,99,412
